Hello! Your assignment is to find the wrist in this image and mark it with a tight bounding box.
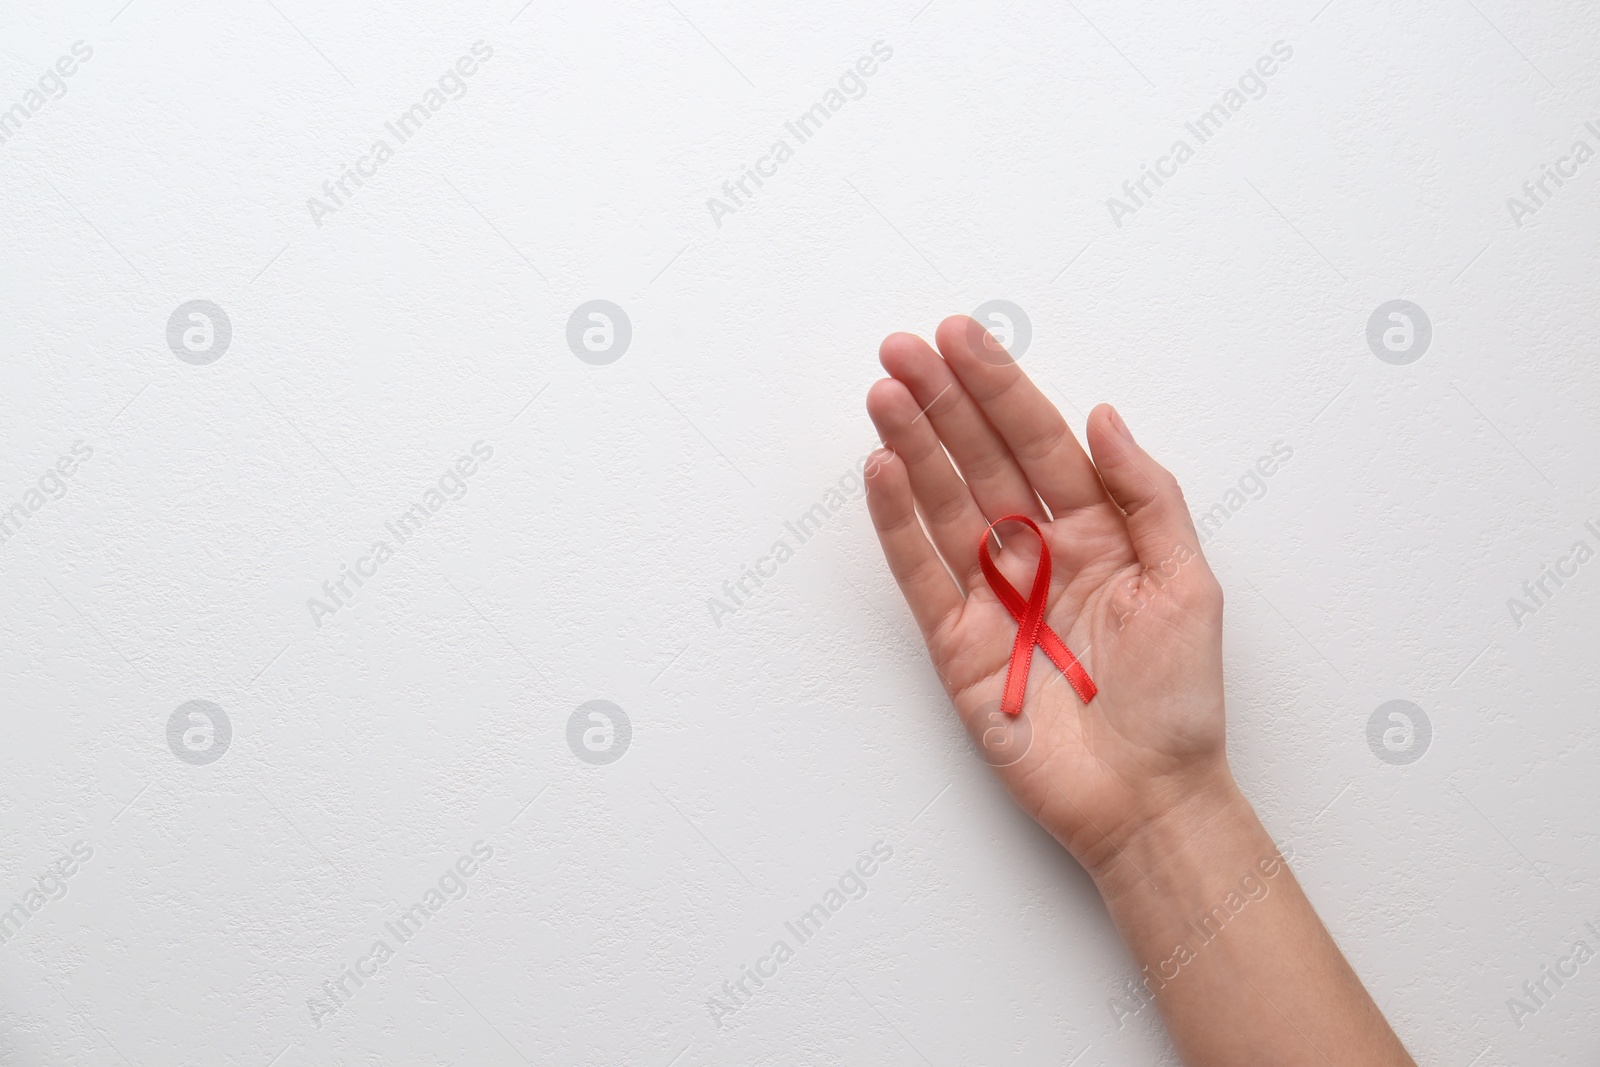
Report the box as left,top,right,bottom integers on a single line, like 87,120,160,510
1081,768,1263,900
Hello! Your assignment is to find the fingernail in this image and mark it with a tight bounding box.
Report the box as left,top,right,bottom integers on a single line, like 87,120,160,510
1107,405,1133,441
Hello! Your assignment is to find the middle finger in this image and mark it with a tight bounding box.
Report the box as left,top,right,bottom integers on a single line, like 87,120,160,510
879,331,1047,524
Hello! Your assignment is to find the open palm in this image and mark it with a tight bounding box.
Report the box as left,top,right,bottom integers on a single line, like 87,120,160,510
864,317,1231,868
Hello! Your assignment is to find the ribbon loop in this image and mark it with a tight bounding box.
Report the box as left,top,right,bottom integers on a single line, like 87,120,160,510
978,515,1097,715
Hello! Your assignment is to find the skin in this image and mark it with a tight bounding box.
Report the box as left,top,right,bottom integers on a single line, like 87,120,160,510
863,316,1416,1066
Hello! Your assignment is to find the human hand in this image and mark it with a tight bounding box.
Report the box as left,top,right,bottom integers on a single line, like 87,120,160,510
864,316,1236,875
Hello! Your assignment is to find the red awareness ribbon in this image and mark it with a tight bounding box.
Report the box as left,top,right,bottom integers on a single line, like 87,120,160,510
978,515,1097,715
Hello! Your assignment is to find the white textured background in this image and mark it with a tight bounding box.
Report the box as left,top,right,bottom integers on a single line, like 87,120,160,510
2,0,1597,1063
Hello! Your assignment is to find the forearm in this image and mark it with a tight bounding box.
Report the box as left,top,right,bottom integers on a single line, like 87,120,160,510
1088,775,1415,1067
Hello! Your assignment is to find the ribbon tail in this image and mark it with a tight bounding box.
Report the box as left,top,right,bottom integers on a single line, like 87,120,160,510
1037,625,1097,704
1000,629,1035,716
